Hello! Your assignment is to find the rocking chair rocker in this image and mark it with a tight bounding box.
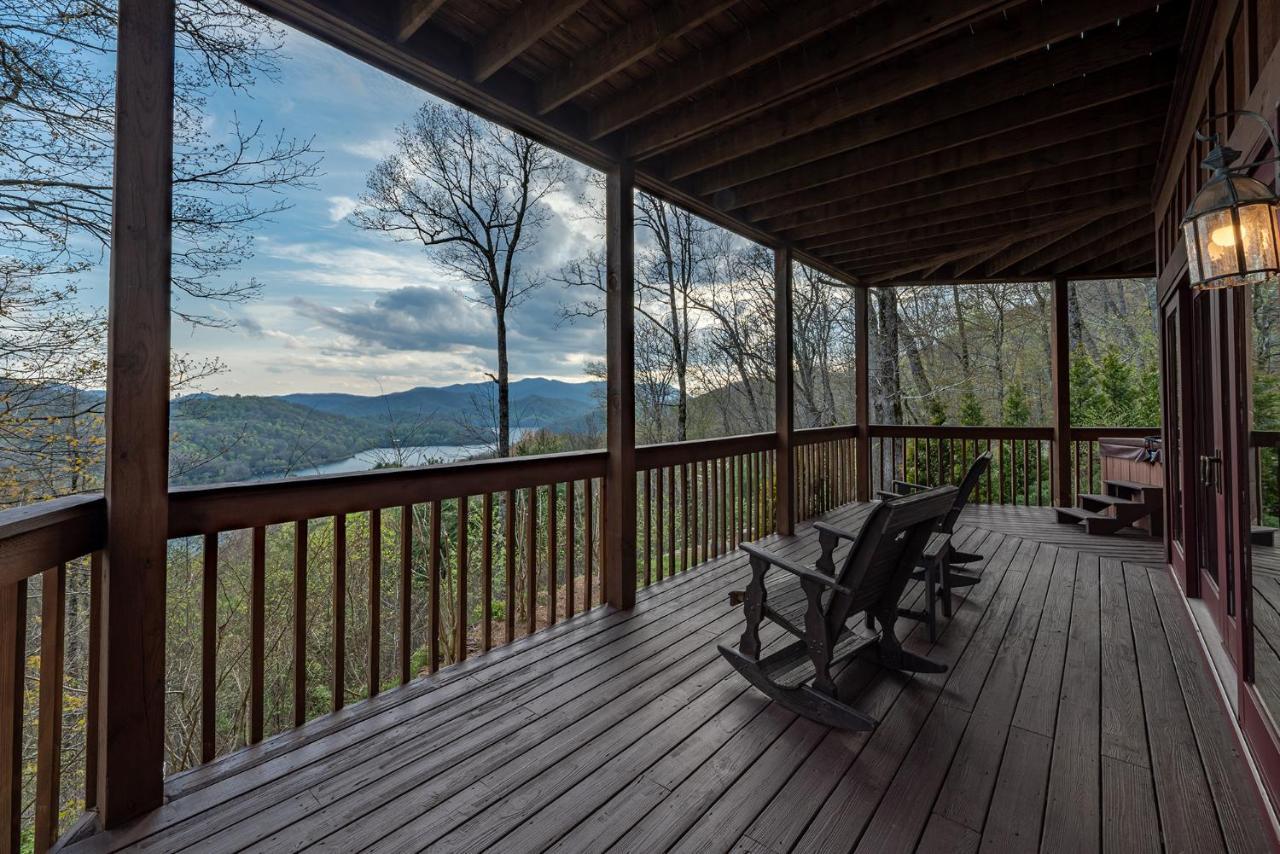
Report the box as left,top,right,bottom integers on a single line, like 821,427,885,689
718,487,957,731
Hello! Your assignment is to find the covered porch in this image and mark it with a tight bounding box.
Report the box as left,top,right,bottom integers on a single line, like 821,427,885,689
5,0,1280,850
61,502,1269,852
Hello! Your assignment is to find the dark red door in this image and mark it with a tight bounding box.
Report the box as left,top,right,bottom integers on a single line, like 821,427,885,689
1192,287,1245,661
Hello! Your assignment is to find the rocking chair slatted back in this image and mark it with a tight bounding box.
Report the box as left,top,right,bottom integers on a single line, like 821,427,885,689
940,452,992,534
826,486,958,637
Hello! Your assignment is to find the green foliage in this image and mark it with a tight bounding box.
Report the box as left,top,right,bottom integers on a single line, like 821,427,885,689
1003,383,1030,427
1069,345,1160,428
958,387,984,426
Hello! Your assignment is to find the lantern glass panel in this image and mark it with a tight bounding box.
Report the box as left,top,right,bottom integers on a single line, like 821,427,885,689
1200,207,1241,280
1184,218,1203,283
1239,201,1280,273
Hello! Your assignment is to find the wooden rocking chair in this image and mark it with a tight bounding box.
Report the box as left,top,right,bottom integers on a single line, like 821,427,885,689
878,451,992,637
718,487,957,731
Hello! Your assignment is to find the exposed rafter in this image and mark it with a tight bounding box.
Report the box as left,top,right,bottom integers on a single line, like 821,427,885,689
535,0,739,114
623,0,1016,159
758,140,1157,234
716,78,1169,211
750,117,1161,227
861,202,1140,282
586,0,878,139
785,168,1152,243
648,0,1169,176
689,28,1180,197
473,0,593,82
1014,209,1152,274
396,0,447,43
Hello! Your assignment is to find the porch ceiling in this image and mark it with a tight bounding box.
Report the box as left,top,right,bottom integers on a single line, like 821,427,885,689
249,0,1192,283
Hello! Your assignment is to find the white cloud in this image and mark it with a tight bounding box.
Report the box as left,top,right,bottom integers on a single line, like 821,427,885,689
338,137,398,161
326,195,359,222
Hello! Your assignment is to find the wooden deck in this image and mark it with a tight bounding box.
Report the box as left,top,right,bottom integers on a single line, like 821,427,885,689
69,503,1272,853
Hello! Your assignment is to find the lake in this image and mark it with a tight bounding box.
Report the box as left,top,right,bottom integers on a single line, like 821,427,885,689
295,444,492,476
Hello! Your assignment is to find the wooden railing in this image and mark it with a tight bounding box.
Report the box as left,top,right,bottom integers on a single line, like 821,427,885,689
0,494,105,852
868,425,1157,507
794,425,857,521
165,449,608,770
635,433,776,587
3,421,1169,847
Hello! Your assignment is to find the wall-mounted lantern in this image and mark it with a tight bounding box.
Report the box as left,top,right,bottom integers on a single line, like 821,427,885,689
1182,111,1280,291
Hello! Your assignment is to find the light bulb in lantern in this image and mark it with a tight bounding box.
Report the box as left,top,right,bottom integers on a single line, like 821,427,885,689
1211,224,1238,248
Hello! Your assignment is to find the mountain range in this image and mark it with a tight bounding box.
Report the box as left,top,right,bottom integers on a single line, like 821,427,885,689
169,378,605,483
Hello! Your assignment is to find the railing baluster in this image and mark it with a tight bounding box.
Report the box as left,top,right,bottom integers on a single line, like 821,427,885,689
34,563,66,851
547,485,557,627
399,508,411,684
456,497,469,662
582,480,593,611
251,525,266,739
85,552,102,809
482,493,493,651
643,469,652,586
504,490,516,644
565,480,576,619
369,508,381,696
332,515,346,708
453,496,468,665
202,533,218,760
524,489,536,638
295,519,309,721
430,500,442,673
0,578,27,853
670,463,680,578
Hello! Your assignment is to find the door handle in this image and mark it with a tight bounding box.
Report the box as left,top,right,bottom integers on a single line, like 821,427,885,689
1200,451,1222,491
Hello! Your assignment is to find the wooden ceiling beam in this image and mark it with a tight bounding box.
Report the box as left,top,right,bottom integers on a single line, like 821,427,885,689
952,244,1018,278
647,0,1170,175
785,167,1151,243
803,186,1149,253
624,0,1015,159
812,211,1065,260
757,138,1156,234
586,0,878,139
748,114,1162,226
860,202,1140,282
473,0,593,82
690,30,1178,198
717,78,1169,212
396,0,447,43
535,0,739,114
1014,209,1152,274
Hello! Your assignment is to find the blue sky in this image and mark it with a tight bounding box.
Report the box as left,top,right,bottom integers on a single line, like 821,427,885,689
148,20,606,396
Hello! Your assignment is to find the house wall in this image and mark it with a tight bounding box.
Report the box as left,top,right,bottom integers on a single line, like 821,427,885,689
1154,0,1280,819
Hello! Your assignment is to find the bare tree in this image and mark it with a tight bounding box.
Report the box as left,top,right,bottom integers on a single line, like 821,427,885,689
353,103,570,456
0,0,319,501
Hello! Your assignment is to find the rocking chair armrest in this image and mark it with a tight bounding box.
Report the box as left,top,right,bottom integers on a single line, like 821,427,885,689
813,520,862,544
874,489,900,500
892,479,931,493
739,543,852,595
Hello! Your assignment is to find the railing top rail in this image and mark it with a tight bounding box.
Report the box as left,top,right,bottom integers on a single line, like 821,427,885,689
635,431,775,469
169,448,607,538
869,424,1055,440
1252,430,1280,444
0,493,104,586
793,424,858,445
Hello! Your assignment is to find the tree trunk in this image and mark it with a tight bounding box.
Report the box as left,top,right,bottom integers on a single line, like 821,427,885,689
496,306,510,457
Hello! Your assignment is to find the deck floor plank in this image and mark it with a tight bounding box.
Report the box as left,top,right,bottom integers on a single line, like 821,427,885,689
64,503,1271,854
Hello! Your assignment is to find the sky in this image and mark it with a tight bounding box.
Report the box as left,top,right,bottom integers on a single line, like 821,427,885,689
150,18,607,397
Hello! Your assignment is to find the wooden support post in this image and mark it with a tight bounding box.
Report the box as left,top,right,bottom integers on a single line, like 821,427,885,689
98,0,174,827
1051,276,1072,508
854,286,872,501
775,246,795,535
604,162,637,609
